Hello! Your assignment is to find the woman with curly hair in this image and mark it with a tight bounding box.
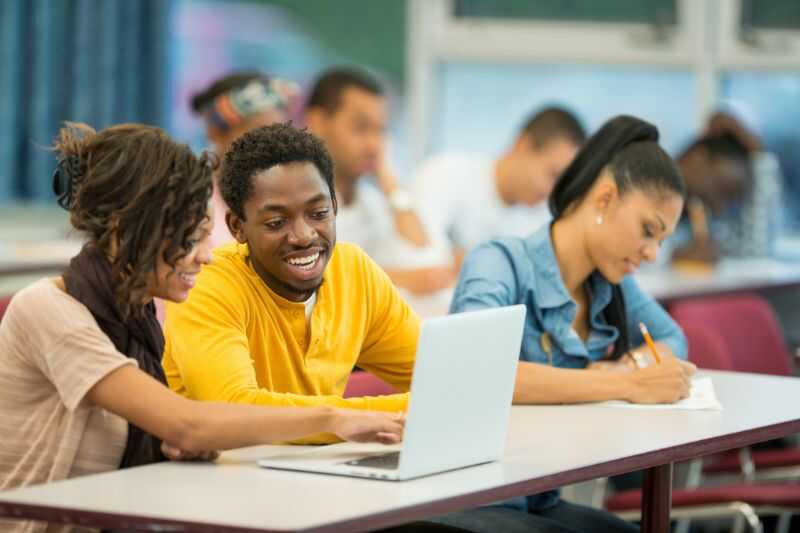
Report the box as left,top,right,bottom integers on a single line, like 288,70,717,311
0,122,403,533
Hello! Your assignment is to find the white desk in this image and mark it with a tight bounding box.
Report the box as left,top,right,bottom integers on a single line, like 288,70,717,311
1,371,799,533
0,240,82,277
636,258,800,302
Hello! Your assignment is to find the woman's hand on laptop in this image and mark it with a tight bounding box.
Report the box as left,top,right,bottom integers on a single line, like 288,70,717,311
330,410,405,444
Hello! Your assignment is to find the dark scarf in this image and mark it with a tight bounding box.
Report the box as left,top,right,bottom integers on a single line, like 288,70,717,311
63,245,166,468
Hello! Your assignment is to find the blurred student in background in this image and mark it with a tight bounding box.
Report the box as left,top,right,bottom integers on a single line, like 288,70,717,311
191,71,300,245
670,107,783,265
305,67,456,299
412,106,586,268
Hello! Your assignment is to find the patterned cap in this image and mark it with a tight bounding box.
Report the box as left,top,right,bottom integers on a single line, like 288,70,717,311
204,78,299,132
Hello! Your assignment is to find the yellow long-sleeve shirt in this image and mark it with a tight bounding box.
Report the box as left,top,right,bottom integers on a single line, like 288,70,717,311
163,242,418,440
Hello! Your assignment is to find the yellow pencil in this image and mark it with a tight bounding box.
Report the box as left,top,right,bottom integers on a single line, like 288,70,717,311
638,322,663,365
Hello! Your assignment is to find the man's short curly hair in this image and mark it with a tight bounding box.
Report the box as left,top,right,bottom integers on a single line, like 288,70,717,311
220,122,336,220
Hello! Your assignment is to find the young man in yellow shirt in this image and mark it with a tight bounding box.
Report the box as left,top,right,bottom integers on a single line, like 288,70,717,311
162,122,632,532
162,123,417,444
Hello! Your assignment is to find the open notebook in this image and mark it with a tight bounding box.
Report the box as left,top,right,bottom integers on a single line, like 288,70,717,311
599,377,722,411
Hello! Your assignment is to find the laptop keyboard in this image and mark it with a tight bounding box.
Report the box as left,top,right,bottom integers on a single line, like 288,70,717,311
344,451,400,470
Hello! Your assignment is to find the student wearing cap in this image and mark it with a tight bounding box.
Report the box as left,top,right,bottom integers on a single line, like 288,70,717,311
190,71,300,245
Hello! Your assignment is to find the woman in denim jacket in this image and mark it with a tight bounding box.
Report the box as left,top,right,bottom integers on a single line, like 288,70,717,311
439,115,696,533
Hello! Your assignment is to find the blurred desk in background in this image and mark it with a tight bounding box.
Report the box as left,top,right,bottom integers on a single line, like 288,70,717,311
637,258,800,304
0,240,83,296
0,205,76,292
0,240,82,277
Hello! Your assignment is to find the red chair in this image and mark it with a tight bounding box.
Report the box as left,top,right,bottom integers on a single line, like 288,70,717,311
0,293,14,323
671,294,793,376
704,448,800,479
343,370,397,398
683,322,734,371
608,483,799,533
673,294,800,482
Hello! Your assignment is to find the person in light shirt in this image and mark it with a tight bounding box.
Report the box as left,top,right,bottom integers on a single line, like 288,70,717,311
412,106,586,269
305,67,457,300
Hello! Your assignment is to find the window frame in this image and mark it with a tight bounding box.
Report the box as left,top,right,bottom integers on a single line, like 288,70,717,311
717,0,800,70
405,0,707,163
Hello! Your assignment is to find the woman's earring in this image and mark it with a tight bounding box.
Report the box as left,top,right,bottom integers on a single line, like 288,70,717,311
596,215,603,225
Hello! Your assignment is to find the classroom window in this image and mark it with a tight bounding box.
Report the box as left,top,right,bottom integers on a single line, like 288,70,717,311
430,63,697,157
741,0,800,31
452,0,678,26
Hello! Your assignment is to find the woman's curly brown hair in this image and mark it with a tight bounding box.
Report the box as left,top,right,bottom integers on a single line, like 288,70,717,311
52,122,215,317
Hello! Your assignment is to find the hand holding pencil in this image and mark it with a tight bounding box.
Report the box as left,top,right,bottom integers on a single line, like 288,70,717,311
638,323,663,364
638,322,696,375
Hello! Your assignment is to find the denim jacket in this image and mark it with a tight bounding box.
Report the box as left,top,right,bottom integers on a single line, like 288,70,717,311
450,224,687,511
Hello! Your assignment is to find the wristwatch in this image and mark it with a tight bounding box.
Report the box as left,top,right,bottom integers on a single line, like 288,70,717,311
387,188,415,212
627,350,649,370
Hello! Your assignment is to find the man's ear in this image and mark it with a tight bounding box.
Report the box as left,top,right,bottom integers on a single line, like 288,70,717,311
226,211,247,244
512,132,539,154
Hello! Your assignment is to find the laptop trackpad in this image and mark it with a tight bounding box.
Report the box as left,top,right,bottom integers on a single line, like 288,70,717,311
344,451,400,469
261,442,401,466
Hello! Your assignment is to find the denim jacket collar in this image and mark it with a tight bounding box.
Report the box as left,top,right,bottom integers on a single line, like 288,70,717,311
524,225,571,309
524,225,613,311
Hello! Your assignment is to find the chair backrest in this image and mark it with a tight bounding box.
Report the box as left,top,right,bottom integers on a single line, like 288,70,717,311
343,370,398,398
671,293,792,376
0,293,14,323
683,322,734,371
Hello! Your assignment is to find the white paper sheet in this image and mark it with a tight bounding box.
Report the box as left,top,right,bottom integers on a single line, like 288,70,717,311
598,377,723,411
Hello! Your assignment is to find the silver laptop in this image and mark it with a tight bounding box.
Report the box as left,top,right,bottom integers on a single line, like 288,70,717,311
257,305,525,481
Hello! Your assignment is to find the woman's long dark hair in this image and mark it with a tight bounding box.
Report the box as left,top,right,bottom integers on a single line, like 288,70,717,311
549,115,685,358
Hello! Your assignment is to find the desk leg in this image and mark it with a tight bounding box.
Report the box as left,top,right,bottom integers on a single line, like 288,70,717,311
641,462,673,533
